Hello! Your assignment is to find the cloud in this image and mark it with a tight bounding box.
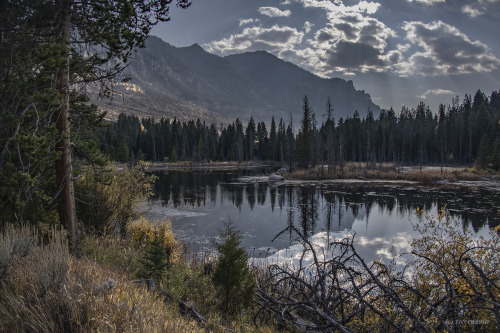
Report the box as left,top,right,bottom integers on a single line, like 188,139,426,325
462,5,484,17
299,0,381,15
204,25,303,55
306,11,396,74
325,41,384,69
258,6,292,17
239,18,259,27
419,89,455,99
406,0,445,4
290,0,398,75
205,0,499,80
303,21,314,33
397,20,500,76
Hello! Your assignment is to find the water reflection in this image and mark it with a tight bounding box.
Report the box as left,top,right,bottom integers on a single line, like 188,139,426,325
146,169,500,253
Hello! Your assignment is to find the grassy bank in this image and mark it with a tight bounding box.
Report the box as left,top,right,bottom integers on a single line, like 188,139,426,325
2,215,500,332
0,223,273,333
284,162,499,183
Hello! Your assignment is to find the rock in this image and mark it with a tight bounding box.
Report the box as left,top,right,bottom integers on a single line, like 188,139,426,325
268,174,284,182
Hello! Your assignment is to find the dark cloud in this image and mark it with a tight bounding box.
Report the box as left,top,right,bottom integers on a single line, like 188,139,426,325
339,14,361,24
358,20,389,48
316,30,334,43
386,50,402,65
334,23,358,40
325,41,384,69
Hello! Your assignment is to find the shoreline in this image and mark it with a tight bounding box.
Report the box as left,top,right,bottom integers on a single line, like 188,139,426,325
116,161,500,188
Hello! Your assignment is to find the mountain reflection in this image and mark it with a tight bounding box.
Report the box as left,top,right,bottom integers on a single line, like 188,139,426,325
151,169,500,236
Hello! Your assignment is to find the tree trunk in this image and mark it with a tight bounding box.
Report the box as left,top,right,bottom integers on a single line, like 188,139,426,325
55,0,77,247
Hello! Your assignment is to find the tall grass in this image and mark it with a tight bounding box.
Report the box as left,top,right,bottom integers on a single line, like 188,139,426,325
285,162,496,182
0,223,38,279
0,225,201,332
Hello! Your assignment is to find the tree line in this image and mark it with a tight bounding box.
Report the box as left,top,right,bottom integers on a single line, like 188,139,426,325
100,89,500,170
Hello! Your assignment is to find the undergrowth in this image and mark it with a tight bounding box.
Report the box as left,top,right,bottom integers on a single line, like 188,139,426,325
0,221,274,333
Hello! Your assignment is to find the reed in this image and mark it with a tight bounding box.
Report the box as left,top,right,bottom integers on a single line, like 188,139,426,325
285,162,498,183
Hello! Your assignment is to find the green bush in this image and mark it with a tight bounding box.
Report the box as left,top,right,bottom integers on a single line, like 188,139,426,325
75,161,156,236
138,230,172,282
212,221,255,314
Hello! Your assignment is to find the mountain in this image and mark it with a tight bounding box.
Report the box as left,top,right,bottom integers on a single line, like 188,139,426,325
99,36,380,124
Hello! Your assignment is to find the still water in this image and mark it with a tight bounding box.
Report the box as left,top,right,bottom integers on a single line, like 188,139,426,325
143,168,500,262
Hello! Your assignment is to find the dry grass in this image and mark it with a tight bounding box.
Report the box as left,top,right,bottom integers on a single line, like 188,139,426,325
0,227,201,332
1,224,276,332
0,223,38,279
285,162,498,183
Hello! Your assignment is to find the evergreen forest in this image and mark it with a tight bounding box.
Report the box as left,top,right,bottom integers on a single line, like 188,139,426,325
101,90,500,170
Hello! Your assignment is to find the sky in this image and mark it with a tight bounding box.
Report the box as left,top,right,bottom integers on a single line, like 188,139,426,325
152,0,500,113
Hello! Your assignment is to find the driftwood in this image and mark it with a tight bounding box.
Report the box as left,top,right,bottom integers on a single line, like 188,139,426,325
133,278,239,332
178,299,208,325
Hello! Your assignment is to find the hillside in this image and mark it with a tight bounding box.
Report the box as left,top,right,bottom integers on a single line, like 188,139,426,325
99,36,380,124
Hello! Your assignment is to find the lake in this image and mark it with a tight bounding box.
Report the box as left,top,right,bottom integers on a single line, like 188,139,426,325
142,168,500,263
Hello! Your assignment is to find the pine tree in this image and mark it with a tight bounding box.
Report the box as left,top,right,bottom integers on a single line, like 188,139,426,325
298,95,313,168
212,221,255,314
137,148,145,161
476,134,490,169
490,138,500,171
139,231,170,282
118,138,130,163
270,116,277,161
171,147,178,162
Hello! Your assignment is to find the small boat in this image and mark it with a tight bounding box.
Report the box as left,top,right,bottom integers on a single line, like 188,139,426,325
268,173,284,182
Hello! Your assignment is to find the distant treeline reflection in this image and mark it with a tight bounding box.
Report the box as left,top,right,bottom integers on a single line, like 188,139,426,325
152,170,499,234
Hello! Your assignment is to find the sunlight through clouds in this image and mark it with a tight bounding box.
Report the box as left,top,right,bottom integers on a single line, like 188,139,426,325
204,0,500,80
191,0,500,110
398,20,500,76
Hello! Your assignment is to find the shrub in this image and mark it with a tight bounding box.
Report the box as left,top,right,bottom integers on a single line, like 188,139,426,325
33,228,70,294
212,221,255,314
75,161,156,236
0,224,38,279
139,230,172,281
255,209,500,332
129,218,181,281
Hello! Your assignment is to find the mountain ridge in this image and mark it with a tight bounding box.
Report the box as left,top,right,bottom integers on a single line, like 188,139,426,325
100,36,381,125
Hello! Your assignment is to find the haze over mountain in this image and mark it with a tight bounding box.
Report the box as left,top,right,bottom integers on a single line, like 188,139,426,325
100,36,380,125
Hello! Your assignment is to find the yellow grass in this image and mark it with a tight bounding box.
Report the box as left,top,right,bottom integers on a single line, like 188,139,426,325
285,162,498,182
0,227,200,332
1,224,275,332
